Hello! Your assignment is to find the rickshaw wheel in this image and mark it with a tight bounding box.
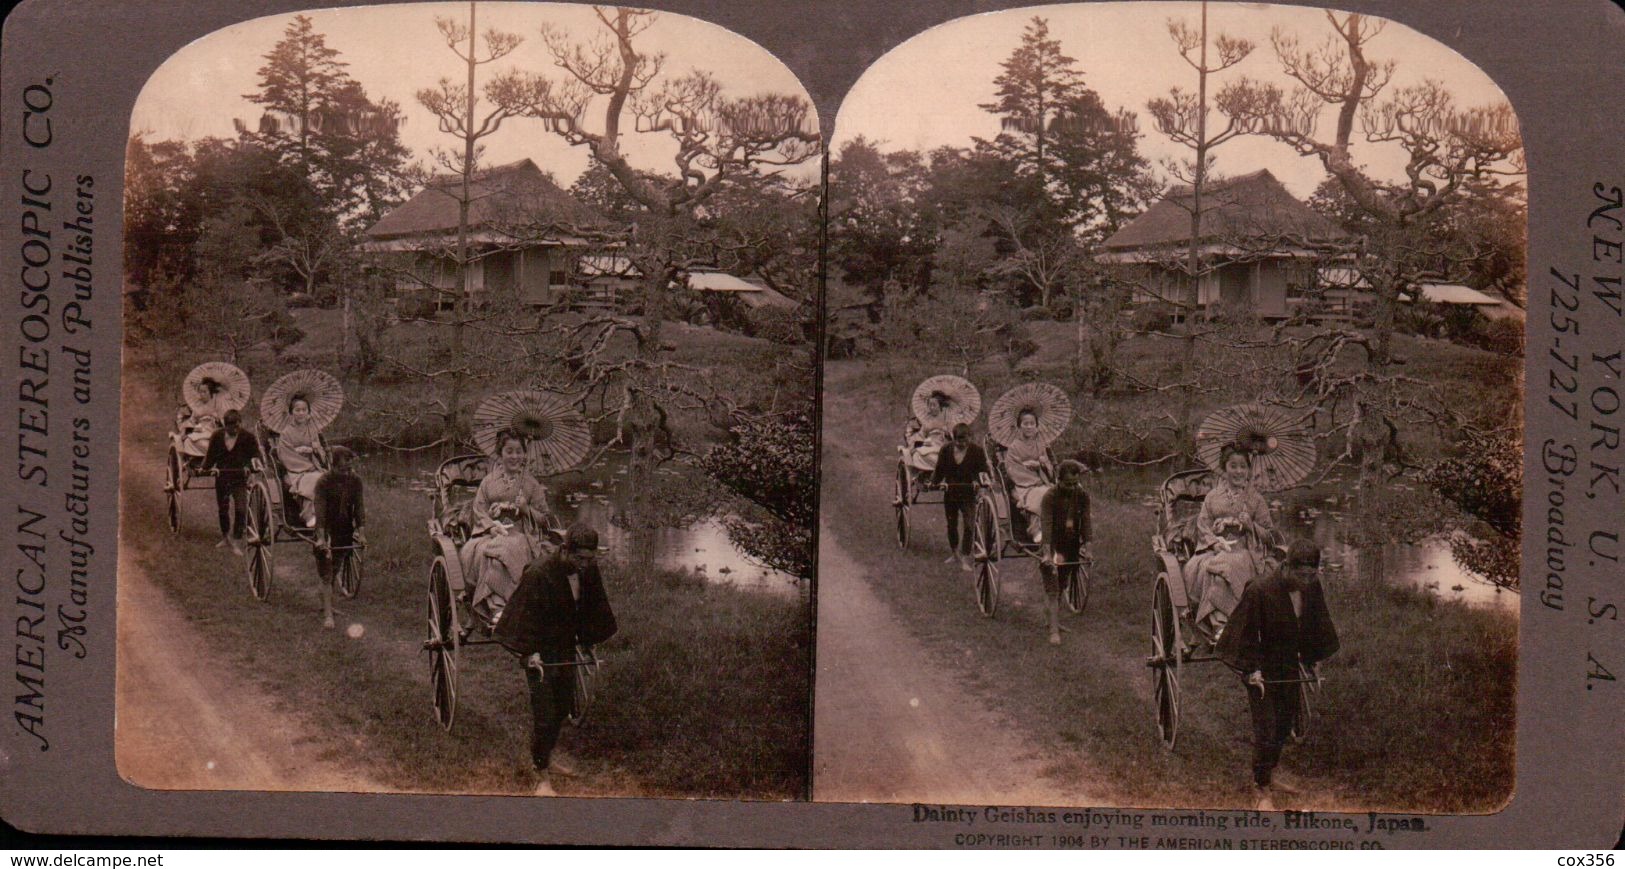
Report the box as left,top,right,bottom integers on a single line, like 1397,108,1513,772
1290,662,1316,742
972,495,999,564
1062,562,1088,613
974,559,999,618
336,548,362,599
567,646,596,727
1151,571,1183,751
428,557,460,731
245,483,275,602
165,448,181,533
894,463,910,549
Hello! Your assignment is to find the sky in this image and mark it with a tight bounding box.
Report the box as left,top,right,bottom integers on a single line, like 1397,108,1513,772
832,2,1519,198
129,2,819,190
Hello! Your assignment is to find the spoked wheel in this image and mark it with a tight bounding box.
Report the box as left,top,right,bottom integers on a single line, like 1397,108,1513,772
1291,662,1317,742
245,483,275,602
336,548,363,599
1061,562,1089,613
567,646,597,727
894,463,911,549
165,448,181,533
1151,571,1183,750
974,559,1000,618
427,558,460,731
972,497,1000,617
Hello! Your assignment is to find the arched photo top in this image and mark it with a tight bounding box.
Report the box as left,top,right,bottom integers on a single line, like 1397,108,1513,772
834,2,1521,204
132,2,821,192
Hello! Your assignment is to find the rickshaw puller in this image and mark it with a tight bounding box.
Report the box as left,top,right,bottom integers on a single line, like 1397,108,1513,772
495,525,618,797
1039,460,1090,645
1216,540,1338,802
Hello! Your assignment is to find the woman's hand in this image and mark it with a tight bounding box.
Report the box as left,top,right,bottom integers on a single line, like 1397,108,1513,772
296,445,314,455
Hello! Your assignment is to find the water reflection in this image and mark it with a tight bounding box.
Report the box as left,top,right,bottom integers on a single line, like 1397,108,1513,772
571,498,798,597
1282,497,1517,612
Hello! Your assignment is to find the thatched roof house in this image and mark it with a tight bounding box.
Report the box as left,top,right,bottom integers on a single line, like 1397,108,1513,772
364,158,606,308
1099,170,1349,319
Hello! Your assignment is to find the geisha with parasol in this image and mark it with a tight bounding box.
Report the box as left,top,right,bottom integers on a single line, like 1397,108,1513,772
1182,403,1314,642
988,382,1071,542
260,369,344,528
460,390,591,624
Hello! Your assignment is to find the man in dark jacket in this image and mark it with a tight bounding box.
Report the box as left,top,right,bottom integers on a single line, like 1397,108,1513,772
494,525,617,796
200,409,258,555
1038,460,1091,645
1217,539,1339,803
313,446,364,629
929,423,987,570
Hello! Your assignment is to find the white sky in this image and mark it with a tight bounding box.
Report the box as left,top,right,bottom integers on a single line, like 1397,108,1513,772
129,2,819,189
833,2,1518,198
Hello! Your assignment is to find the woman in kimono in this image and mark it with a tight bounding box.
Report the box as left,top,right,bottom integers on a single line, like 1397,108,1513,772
1183,444,1276,641
1003,409,1054,541
463,430,553,623
277,396,328,527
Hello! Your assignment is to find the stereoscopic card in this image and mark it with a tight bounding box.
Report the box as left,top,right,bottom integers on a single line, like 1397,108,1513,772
1,0,1622,849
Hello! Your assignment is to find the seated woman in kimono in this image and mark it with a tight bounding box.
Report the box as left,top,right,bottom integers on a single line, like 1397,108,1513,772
462,429,554,623
277,396,329,527
1003,409,1054,541
1183,444,1276,642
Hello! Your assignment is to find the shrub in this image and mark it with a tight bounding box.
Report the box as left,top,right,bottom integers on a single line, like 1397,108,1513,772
745,305,807,345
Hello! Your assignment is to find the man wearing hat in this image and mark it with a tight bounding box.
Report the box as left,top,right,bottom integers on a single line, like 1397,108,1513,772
495,525,618,796
1216,539,1339,806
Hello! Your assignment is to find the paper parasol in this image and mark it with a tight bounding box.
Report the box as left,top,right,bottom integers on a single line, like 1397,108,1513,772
911,375,982,431
260,369,345,433
1195,403,1316,492
988,383,1072,448
472,390,592,475
182,362,251,418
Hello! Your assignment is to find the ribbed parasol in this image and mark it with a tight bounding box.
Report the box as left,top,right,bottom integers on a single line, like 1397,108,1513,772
260,369,344,433
911,375,982,431
182,362,251,418
472,390,592,475
988,383,1072,448
1195,403,1316,491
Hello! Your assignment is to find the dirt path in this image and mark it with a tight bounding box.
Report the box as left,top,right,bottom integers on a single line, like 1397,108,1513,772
115,553,386,792
813,522,1099,806
114,374,387,792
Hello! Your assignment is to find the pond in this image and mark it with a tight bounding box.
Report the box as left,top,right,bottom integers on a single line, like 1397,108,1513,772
1278,495,1518,612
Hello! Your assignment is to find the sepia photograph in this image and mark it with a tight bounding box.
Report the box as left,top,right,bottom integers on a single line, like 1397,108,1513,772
116,2,819,800
818,2,1524,814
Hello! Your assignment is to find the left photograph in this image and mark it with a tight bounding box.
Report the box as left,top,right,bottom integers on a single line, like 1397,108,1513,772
117,2,819,799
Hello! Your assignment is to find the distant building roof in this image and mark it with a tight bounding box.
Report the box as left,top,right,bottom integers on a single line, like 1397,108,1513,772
1103,169,1348,252
687,270,764,292
1417,282,1505,306
365,158,604,243
686,269,798,309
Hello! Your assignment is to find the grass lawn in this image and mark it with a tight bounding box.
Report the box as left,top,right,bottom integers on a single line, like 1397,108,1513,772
822,345,1517,813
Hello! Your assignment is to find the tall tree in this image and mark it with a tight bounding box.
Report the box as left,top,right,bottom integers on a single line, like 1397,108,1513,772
486,6,821,539
243,14,415,361
410,1,530,443
975,16,1154,240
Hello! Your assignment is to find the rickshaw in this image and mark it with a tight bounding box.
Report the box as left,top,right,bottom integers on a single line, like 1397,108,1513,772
422,389,599,732
968,383,1090,618
893,375,981,549
1145,403,1319,751
241,369,362,603
164,362,251,533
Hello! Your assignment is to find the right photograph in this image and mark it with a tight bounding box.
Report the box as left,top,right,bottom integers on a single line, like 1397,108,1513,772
815,2,1524,814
